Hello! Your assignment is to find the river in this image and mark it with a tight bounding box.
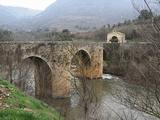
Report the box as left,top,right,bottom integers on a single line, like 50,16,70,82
43,74,159,120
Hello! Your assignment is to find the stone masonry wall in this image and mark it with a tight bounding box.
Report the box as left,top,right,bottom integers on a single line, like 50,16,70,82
0,41,103,98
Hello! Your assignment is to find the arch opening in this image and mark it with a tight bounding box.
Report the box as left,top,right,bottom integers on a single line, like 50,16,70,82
70,50,91,77
13,56,52,99
110,36,119,43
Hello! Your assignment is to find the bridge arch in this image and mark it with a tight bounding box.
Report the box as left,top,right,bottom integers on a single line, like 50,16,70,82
15,56,52,99
110,36,119,43
70,49,91,77
22,55,53,72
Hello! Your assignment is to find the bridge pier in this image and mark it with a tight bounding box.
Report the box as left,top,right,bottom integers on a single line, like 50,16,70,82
51,67,71,98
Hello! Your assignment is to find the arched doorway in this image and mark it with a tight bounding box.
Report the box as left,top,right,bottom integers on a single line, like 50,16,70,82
70,50,91,77
110,36,119,43
14,56,52,99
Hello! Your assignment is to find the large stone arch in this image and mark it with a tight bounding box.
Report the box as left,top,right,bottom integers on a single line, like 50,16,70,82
14,56,53,99
70,49,91,78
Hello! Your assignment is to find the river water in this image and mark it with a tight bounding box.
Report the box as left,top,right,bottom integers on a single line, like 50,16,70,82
44,74,159,120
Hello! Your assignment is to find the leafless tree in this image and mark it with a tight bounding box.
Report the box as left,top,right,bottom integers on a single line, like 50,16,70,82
112,0,160,119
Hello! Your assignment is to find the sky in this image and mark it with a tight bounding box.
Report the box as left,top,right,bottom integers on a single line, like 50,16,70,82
0,0,56,10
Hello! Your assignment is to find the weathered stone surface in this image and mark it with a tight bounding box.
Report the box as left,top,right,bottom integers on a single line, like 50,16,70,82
0,41,103,98
107,31,126,43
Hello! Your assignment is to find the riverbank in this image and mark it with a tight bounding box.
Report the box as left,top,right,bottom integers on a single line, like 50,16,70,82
0,79,63,120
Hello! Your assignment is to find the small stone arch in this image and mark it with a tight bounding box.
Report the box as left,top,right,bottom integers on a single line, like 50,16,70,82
14,56,53,99
71,49,91,67
70,49,91,77
107,31,126,43
110,36,119,43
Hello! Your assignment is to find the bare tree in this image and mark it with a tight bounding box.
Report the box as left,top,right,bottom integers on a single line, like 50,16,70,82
112,0,160,119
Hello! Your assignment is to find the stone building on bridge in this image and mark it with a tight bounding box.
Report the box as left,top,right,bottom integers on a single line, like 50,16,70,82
107,31,126,43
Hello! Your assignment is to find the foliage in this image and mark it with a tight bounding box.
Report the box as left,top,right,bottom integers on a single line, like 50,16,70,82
94,26,108,41
0,29,13,41
103,44,127,76
138,9,152,20
0,109,52,120
112,0,160,119
0,79,63,120
48,29,73,41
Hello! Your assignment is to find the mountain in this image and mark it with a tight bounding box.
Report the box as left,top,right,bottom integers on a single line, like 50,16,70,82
0,0,140,31
0,5,40,27
31,0,138,31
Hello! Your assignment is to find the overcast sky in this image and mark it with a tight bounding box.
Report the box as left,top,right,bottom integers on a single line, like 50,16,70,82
0,0,56,10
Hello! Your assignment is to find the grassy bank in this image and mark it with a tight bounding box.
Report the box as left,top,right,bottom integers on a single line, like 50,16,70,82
0,79,63,120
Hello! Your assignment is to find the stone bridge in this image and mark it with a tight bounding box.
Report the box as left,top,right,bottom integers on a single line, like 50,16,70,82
0,41,103,98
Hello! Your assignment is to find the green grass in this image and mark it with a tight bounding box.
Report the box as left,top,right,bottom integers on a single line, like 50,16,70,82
0,79,64,120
